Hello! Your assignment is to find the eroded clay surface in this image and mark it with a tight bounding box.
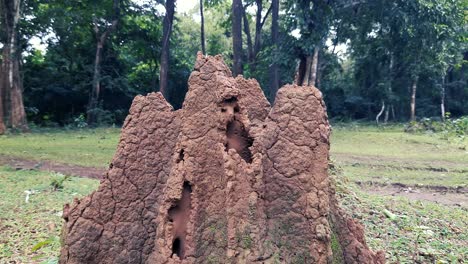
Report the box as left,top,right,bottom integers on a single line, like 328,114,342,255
60,54,384,264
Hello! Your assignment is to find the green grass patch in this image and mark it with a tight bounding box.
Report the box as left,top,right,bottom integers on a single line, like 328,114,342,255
0,128,120,168
331,125,467,164
337,181,467,263
0,166,99,263
330,124,468,186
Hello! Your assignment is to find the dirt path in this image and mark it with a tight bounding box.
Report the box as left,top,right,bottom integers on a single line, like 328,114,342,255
332,152,468,171
0,155,105,179
1,155,466,207
356,181,467,208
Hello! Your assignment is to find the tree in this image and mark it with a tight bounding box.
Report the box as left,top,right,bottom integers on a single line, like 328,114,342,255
200,0,206,54
0,0,28,132
159,0,176,99
269,0,279,98
87,0,121,124
231,0,242,76
0,0,5,134
242,0,272,73
285,0,333,87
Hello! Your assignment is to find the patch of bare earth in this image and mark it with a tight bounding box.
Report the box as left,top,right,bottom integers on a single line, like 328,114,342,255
356,182,468,208
333,153,468,172
0,155,105,179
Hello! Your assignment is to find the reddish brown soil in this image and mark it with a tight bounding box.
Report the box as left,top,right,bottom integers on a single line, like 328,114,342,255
0,155,105,179
357,182,468,208
57,54,385,263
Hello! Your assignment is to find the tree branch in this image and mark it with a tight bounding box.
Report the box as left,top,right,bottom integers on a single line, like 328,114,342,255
260,5,272,29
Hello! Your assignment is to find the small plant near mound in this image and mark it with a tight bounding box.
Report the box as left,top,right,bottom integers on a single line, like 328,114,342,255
50,173,71,191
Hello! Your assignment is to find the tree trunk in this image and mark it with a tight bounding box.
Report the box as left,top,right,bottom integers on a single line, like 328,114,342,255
9,54,27,130
242,6,253,64
1,0,27,131
0,10,6,134
440,76,446,121
251,0,271,73
268,0,279,100
87,0,120,124
199,0,206,54
309,44,320,87
384,107,389,124
410,77,418,122
254,0,268,56
303,55,313,86
316,53,323,89
87,43,103,124
232,0,243,76
0,57,6,134
294,56,306,86
253,0,262,68
160,0,175,98
376,101,385,124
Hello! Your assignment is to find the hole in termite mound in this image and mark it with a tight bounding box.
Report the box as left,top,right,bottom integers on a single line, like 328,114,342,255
225,118,254,163
171,237,182,258
168,181,192,259
177,149,185,163
220,96,240,114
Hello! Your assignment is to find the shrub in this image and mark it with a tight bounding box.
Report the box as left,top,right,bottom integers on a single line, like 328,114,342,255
404,114,468,138
50,173,71,191
73,114,88,128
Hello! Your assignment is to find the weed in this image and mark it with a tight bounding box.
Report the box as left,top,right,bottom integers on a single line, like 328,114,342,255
49,173,71,191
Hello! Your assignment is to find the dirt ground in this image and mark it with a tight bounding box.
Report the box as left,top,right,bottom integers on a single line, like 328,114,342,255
0,155,105,179
1,154,466,208
356,182,467,208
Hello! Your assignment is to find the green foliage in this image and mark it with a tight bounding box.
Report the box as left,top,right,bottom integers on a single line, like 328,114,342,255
4,0,464,125
330,226,344,264
73,114,88,128
49,173,71,191
405,115,468,138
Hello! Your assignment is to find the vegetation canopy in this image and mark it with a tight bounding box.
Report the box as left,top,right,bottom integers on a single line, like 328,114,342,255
0,0,465,130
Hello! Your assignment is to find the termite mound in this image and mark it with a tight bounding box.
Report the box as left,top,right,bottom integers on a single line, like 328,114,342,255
59,53,385,264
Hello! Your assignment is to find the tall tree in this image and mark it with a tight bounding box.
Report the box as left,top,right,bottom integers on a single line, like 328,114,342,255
287,0,332,87
0,0,5,134
200,0,206,54
159,0,176,99
0,0,27,131
409,76,418,121
232,0,243,76
309,44,320,86
242,0,272,73
269,0,279,98
87,0,120,124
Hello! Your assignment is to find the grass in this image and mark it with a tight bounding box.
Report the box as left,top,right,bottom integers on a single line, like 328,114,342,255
337,180,467,263
330,124,468,187
0,166,99,263
331,124,467,164
0,128,120,168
